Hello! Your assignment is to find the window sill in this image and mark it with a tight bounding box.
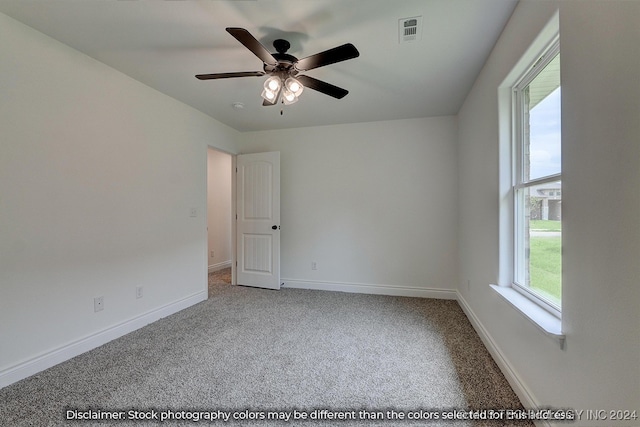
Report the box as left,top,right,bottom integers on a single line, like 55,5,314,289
490,284,565,349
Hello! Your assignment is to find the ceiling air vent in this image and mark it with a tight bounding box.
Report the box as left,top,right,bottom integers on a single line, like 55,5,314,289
399,16,423,43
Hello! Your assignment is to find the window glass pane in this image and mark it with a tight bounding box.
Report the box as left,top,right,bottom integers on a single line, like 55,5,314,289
512,43,561,314
524,54,561,181
526,181,562,307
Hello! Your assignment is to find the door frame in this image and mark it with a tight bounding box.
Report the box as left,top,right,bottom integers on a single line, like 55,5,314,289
231,153,237,286
205,145,237,290
204,148,280,291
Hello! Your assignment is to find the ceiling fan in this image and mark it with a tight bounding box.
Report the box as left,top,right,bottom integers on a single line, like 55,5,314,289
196,28,360,106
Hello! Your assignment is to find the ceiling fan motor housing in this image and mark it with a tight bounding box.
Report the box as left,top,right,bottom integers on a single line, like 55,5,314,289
265,40,298,77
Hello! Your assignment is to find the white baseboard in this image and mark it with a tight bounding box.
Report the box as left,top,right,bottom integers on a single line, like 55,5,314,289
282,278,457,300
208,261,232,273
0,290,207,389
456,291,550,427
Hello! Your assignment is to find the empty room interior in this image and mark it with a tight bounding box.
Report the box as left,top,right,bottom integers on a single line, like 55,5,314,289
0,1,638,426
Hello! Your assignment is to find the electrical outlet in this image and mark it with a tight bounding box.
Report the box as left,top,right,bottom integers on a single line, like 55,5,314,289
190,207,197,217
210,251,215,258
136,286,143,299
94,296,104,312
311,261,317,270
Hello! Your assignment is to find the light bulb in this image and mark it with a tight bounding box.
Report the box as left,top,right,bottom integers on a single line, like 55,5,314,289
282,89,298,105
264,76,281,92
285,77,304,97
261,86,279,104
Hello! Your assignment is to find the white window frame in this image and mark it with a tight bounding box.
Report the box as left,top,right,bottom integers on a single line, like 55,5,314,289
511,38,561,318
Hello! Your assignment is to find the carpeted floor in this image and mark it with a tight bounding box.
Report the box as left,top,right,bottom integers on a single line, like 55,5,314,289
208,267,233,293
0,269,532,426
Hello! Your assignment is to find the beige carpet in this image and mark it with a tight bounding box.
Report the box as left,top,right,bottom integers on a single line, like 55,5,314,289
0,269,532,426
208,267,232,292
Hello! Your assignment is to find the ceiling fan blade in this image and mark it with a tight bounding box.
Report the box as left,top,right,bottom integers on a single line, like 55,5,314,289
196,71,265,80
297,75,349,99
295,43,360,72
226,27,278,66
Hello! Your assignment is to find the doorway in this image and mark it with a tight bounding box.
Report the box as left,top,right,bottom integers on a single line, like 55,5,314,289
206,147,233,296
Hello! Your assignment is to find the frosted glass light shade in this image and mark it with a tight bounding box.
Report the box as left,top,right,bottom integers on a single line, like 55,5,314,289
264,76,281,92
282,89,298,105
285,77,304,96
261,88,278,104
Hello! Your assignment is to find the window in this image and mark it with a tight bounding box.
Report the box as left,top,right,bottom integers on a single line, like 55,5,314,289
512,40,561,317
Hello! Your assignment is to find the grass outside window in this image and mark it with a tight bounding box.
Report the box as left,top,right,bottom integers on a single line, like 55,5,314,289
529,220,561,305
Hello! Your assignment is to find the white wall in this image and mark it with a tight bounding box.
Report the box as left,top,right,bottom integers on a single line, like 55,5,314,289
457,1,640,425
207,148,232,271
0,13,238,385
238,117,458,298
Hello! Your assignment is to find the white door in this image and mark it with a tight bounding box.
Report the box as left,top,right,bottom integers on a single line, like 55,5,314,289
236,152,280,290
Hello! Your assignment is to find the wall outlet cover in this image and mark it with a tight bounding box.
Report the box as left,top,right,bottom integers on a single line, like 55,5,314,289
94,296,104,312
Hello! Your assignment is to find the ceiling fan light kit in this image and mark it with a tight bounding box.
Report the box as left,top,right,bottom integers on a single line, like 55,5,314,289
196,27,359,108
261,75,304,105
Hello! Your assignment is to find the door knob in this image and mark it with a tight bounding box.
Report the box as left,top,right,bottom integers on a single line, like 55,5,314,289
272,225,278,230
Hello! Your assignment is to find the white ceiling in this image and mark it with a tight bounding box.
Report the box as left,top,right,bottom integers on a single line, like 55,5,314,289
0,0,517,132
